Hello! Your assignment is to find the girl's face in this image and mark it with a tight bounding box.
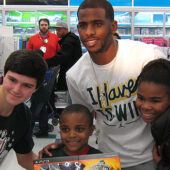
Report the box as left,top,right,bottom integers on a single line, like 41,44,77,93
136,81,170,123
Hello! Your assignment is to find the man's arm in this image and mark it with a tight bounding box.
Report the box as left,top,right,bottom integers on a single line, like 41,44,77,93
16,151,38,170
152,145,161,163
39,141,64,158
56,39,61,52
27,37,33,50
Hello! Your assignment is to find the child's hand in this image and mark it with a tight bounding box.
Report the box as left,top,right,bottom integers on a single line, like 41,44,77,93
38,141,63,158
152,144,161,163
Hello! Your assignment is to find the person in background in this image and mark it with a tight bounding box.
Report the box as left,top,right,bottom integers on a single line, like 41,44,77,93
113,32,121,39
135,58,170,170
46,20,82,91
27,18,61,60
46,20,82,120
29,49,51,137
0,49,47,169
27,18,60,137
42,104,101,158
39,0,166,169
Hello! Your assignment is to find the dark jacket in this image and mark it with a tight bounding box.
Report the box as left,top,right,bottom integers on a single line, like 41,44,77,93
46,32,82,90
151,107,170,170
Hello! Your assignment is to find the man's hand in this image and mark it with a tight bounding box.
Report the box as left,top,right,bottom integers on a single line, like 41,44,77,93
152,144,161,163
39,141,63,158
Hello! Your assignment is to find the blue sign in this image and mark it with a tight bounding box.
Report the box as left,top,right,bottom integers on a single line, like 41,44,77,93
70,0,84,6
70,0,132,6
108,0,132,6
134,0,170,7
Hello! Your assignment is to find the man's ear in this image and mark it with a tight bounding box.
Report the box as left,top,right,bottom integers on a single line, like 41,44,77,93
111,20,118,35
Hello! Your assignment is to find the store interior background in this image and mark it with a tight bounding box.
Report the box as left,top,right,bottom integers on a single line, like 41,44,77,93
0,0,170,169
1,0,170,71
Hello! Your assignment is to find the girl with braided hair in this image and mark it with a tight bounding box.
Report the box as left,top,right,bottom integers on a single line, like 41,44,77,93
135,58,170,170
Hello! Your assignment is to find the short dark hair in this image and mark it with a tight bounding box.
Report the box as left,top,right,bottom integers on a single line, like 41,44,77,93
4,49,48,88
136,58,170,96
33,49,44,58
39,18,50,26
77,0,114,21
60,104,93,126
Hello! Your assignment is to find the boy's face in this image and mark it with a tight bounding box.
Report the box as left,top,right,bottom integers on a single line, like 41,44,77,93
136,81,170,123
77,8,117,54
60,112,94,155
2,71,37,106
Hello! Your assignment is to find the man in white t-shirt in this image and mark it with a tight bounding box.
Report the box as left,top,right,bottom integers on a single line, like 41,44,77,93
66,0,166,169
40,0,166,169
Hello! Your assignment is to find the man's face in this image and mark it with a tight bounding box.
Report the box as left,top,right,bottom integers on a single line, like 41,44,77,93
56,27,66,38
39,20,49,34
2,71,37,106
77,8,117,54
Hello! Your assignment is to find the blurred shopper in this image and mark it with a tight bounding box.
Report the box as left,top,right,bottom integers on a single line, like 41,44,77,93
27,18,61,60
46,20,82,91
27,18,60,137
29,49,51,138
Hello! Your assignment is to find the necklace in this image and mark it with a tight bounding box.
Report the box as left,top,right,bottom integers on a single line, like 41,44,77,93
89,40,118,108
90,57,106,108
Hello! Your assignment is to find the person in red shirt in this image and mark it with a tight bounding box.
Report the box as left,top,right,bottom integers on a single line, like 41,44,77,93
27,18,61,60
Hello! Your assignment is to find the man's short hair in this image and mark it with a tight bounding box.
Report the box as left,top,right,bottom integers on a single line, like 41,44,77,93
39,18,50,26
60,104,94,126
4,49,48,88
77,0,114,21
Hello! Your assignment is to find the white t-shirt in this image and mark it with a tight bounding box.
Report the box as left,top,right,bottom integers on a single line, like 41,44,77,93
66,39,166,168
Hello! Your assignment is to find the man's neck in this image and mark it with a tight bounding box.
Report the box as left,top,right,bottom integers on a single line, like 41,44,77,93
40,31,48,37
90,40,118,65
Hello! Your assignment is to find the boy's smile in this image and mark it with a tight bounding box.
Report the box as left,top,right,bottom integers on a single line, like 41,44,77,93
2,71,37,107
136,81,170,123
60,112,94,155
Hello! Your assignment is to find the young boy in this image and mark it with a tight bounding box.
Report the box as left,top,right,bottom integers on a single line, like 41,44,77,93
0,49,47,169
42,104,101,157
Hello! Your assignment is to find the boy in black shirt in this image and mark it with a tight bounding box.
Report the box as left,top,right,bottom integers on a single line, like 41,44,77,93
0,49,47,169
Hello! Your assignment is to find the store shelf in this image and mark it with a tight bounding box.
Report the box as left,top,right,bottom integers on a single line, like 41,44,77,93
134,25,163,27
1,4,170,43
